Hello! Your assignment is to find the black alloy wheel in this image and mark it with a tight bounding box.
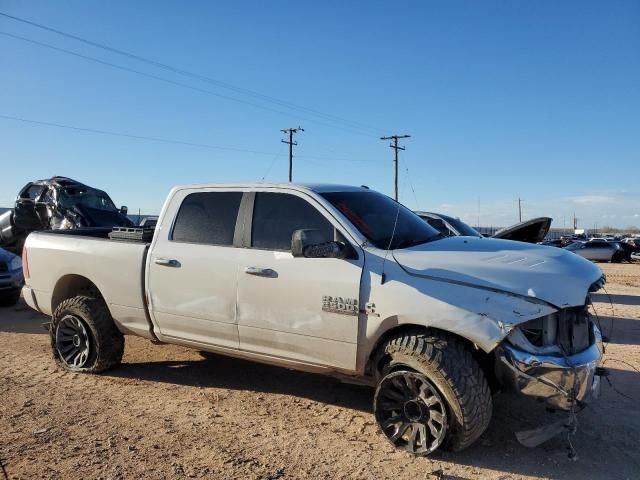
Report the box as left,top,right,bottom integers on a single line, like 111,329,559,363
374,370,448,455
55,314,92,368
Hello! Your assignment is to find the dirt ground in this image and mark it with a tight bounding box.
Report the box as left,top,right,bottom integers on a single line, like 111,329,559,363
1,263,639,480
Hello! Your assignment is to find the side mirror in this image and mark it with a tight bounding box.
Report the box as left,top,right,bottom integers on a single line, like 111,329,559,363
120,205,128,215
291,229,347,259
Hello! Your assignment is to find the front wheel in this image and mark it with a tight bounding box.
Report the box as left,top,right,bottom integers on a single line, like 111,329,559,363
51,295,124,373
373,330,492,455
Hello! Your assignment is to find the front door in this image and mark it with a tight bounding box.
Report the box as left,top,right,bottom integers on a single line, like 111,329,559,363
236,191,363,370
147,189,243,348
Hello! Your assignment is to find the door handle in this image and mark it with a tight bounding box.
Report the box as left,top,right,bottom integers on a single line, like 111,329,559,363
155,258,180,267
244,267,277,278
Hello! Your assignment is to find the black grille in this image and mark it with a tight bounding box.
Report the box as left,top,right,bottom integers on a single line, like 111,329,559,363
557,308,591,355
0,262,8,273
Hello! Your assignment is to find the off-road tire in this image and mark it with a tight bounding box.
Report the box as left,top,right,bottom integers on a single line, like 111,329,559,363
51,295,124,373
375,329,492,452
0,288,21,307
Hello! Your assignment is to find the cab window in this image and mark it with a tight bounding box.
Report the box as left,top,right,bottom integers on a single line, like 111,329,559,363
251,193,334,251
172,192,242,245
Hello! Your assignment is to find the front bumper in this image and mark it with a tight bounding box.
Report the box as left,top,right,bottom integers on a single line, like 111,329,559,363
496,324,603,410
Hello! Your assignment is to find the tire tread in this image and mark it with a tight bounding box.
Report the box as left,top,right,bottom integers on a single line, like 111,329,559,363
51,295,124,373
378,329,492,452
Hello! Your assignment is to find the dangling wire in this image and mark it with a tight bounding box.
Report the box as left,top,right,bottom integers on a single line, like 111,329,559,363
404,162,420,210
260,144,286,181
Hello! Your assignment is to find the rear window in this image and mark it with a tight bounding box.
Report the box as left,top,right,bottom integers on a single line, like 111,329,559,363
172,192,242,245
424,218,453,237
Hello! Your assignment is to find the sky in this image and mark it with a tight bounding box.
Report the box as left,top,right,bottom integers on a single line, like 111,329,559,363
0,0,638,229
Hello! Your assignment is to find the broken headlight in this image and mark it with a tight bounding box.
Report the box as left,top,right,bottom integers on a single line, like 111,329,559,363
507,307,593,356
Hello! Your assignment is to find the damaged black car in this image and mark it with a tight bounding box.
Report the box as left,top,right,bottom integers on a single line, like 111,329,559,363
0,177,133,255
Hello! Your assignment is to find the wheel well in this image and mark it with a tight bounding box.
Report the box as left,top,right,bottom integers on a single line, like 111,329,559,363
51,274,104,313
366,324,498,390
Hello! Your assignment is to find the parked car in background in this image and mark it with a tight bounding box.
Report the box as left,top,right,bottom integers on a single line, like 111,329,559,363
414,211,482,237
564,239,624,262
491,217,552,244
0,176,133,255
539,239,565,247
415,212,552,244
0,247,24,306
608,241,635,262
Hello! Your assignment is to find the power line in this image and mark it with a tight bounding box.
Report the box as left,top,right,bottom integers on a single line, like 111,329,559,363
0,113,380,164
0,11,381,136
0,113,276,155
0,31,374,138
380,134,410,201
281,127,304,182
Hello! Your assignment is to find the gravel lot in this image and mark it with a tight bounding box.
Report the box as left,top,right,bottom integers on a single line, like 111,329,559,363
1,263,639,479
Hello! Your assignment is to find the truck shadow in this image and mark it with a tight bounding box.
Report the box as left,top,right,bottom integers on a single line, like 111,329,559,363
109,354,640,480
591,292,640,306
592,315,640,346
111,352,374,413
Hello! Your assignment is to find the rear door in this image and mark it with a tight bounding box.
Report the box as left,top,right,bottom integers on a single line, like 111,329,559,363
235,190,364,370
147,188,244,348
582,242,608,261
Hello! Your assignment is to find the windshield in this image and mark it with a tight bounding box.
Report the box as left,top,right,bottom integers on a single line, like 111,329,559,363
321,191,441,249
58,186,118,212
438,214,482,237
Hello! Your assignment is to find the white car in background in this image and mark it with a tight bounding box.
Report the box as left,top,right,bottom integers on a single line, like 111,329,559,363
564,239,624,262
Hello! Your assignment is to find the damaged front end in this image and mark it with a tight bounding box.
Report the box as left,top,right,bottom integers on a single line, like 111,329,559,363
495,286,605,411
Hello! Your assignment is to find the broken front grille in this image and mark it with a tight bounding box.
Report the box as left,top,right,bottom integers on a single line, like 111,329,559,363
556,308,591,355
521,307,592,355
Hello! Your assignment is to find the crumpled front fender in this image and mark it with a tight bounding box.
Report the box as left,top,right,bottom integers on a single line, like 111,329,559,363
405,286,559,353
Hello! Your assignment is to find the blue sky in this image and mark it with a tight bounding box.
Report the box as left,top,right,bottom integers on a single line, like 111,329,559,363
1,0,638,229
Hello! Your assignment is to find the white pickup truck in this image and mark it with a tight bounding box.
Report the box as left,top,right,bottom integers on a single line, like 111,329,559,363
22,183,606,456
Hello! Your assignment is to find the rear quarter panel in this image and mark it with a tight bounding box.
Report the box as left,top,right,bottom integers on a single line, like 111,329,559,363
24,232,151,337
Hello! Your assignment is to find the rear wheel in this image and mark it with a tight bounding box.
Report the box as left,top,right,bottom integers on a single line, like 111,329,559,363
373,330,492,455
51,295,124,373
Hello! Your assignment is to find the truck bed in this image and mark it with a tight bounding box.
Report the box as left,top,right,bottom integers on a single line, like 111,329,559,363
23,230,155,339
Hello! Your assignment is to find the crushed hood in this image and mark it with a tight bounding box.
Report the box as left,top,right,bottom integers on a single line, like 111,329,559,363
393,236,603,308
492,217,552,243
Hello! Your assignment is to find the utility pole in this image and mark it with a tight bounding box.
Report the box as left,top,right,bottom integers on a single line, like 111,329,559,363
517,197,524,222
281,126,304,182
380,134,410,201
